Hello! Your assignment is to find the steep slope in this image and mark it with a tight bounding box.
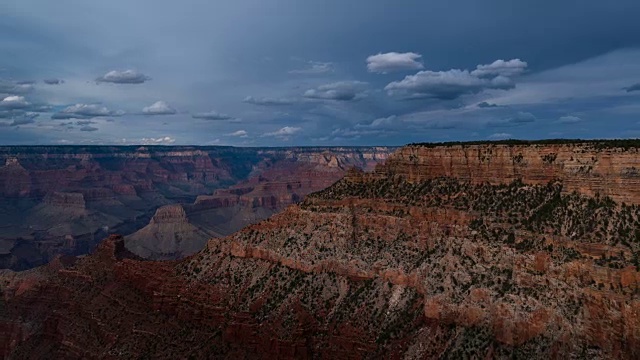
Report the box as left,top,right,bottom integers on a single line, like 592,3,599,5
124,205,212,260
383,140,640,203
2,140,640,358
124,148,389,260
0,146,393,269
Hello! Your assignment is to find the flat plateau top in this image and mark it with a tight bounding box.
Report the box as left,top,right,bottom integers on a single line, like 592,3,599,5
410,138,640,149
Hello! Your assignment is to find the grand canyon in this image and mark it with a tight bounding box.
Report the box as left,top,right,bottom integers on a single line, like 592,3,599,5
2,140,640,359
3,2,638,358
0,146,392,269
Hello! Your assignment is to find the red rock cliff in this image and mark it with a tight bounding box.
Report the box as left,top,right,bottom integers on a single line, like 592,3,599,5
379,143,640,203
4,142,639,358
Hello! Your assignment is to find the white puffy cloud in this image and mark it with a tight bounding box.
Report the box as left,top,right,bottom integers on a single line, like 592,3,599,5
0,96,29,109
52,104,124,119
385,70,488,99
366,52,424,73
96,70,151,84
386,59,527,100
304,81,368,101
263,126,302,137
228,130,248,137
142,101,176,115
140,137,176,145
471,59,528,78
490,75,515,90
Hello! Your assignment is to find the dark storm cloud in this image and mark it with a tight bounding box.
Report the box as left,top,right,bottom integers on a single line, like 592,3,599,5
4,0,640,145
192,111,234,120
304,81,368,101
625,83,640,92
478,102,500,108
10,113,38,126
79,125,99,132
52,104,124,119
0,80,33,95
43,78,64,85
0,110,15,118
95,70,150,84
75,120,96,126
242,96,295,106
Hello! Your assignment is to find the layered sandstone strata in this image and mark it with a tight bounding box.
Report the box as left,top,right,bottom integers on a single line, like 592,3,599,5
380,141,640,203
125,205,212,260
0,146,393,269
3,141,640,358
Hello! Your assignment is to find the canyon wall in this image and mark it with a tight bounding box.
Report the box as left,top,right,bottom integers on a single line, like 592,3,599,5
0,146,393,270
379,142,640,203
3,141,640,358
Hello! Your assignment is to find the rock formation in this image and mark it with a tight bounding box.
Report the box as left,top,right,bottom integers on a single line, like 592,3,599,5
123,147,390,261
0,146,393,270
380,140,640,203
125,205,212,260
2,140,640,358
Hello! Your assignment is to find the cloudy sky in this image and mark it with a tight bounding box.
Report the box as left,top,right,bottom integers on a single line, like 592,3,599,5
1,0,640,146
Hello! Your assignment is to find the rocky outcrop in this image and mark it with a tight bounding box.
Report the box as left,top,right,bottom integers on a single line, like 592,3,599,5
151,204,189,224
380,141,640,203
3,141,640,358
125,205,212,260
